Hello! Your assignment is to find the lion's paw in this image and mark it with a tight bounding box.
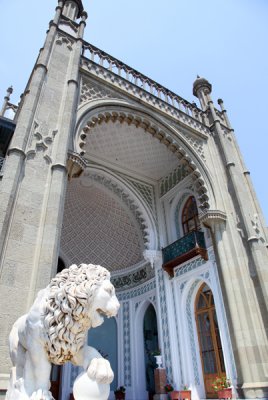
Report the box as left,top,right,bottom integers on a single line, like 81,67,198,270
30,389,54,400
87,357,114,384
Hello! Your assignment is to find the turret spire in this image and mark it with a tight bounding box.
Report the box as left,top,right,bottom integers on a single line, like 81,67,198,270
62,0,84,21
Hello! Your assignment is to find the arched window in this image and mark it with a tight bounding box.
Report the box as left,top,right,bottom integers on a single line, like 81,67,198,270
182,196,200,234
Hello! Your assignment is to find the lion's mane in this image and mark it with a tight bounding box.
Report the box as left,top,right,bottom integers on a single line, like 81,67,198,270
42,263,110,364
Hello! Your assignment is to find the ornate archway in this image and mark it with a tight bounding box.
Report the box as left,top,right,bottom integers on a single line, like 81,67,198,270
74,103,215,213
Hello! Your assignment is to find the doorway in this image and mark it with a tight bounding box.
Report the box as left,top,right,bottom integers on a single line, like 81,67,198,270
50,364,61,400
195,283,226,398
143,304,159,400
87,316,118,392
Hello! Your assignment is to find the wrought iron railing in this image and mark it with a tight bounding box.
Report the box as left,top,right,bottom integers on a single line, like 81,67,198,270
162,230,207,276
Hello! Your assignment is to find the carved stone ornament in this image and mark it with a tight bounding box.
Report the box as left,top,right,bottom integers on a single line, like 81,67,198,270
6,264,120,400
199,209,227,230
67,151,87,180
143,250,162,269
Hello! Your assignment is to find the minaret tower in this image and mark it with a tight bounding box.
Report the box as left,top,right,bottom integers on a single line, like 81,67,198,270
0,0,87,392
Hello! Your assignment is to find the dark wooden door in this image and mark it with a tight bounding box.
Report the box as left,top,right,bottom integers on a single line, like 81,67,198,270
195,284,226,398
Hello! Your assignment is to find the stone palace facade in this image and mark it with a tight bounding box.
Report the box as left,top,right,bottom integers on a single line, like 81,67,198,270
0,1,267,399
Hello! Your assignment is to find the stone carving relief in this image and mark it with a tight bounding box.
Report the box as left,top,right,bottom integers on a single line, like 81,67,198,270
6,264,120,400
123,175,156,215
111,262,154,290
184,133,205,161
159,164,189,197
251,213,267,245
27,121,57,164
80,81,123,104
55,32,74,50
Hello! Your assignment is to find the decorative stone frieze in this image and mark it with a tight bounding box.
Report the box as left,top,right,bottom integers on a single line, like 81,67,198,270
116,278,156,301
123,175,156,215
80,80,123,104
159,164,189,197
81,43,211,136
111,262,154,290
184,133,205,160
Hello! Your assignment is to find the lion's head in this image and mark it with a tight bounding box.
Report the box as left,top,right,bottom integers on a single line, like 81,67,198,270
42,264,120,365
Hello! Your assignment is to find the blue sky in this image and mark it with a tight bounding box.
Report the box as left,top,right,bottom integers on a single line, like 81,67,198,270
0,0,267,224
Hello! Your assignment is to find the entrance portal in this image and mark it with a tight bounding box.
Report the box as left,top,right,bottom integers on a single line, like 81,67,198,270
195,283,226,398
143,304,159,400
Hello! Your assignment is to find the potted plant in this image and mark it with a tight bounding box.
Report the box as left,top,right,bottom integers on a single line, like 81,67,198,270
114,386,126,400
152,348,162,368
165,383,174,393
170,385,191,400
212,376,232,399
165,383,174,400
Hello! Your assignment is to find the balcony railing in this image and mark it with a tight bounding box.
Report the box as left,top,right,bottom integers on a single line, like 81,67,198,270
162,230,208,277
81,42,209,128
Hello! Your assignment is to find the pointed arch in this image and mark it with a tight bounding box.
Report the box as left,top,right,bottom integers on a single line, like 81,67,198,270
134,299,159,400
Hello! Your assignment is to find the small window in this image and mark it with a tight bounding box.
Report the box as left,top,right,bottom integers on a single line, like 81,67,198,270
182,196,200,235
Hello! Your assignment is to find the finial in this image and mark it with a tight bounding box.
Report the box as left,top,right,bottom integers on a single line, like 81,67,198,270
7,86,13,95
193,76,212,111
1,86,13,117
193,76,212,97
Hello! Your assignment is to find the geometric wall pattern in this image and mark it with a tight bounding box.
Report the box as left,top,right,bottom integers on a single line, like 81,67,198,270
80,79,122,104
124,175,156,215
159,164,189,197
61,179,143,271
84,120,179,181
85,172,151,247
174,193,190,238
117,279,156,301
157,269,173,383
186,281,200,385
123,302,131,386
171,283,183,383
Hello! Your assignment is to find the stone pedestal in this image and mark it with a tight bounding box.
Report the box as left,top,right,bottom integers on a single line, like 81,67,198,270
154,368,167,395
153,395,167,400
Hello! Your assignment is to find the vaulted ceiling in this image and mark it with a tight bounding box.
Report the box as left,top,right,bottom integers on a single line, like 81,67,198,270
61,178,144,271
83,120,179,181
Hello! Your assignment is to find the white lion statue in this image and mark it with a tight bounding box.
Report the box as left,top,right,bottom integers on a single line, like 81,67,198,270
6,264,120,400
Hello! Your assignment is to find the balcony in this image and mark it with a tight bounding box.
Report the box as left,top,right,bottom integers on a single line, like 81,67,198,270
162,230,208,277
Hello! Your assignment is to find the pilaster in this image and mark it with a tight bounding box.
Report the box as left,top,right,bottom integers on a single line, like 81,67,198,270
203,215,268,398
0,2,87,384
